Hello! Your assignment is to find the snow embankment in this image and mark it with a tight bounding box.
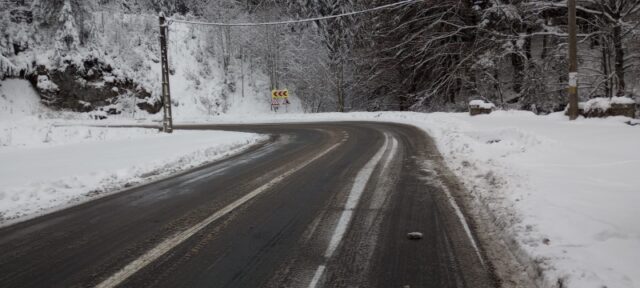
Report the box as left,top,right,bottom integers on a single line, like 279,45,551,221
412,111,640,288
0,130,266,224
0,79,267,225
206,111,640,288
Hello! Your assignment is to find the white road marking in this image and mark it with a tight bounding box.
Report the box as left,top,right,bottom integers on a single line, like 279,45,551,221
324,135,390,259
380,138,398,176
369,137,399,209
440,180,486,267
308,265,326,288
423,160,486,267
308,133,398,288
96,141,344,288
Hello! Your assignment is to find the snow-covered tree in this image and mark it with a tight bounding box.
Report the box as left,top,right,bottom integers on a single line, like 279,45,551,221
0,55,17,79
56,0,80,51
528,0,640,97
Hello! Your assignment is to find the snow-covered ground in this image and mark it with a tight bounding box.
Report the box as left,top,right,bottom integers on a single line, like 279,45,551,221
406,111,640,288
0,79,267,225
196,111,640,288
3,77,639,287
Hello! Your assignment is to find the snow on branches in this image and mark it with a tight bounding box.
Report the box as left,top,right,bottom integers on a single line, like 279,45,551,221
56,0,80,52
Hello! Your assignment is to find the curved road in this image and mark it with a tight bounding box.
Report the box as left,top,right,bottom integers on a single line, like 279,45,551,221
0,122,496,288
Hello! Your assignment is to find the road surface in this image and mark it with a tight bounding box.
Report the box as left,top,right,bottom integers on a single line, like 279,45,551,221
0,122,497,288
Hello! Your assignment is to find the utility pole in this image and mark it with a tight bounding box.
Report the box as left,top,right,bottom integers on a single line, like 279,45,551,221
159,13,173,133
240,47,245,99
567,0,579,120
275,25,279,90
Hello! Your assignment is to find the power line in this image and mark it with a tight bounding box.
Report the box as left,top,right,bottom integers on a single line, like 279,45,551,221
169,0,421,27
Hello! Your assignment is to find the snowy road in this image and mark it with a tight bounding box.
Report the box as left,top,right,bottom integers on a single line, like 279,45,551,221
0,122,496,288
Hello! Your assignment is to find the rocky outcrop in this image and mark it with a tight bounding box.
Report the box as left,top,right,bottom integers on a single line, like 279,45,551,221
9,9,33,24
27,57,162,114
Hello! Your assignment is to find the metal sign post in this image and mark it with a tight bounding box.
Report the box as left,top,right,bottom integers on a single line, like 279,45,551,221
159,13,174,133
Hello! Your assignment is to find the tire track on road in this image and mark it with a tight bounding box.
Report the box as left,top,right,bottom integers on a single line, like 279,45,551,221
96,140,345,288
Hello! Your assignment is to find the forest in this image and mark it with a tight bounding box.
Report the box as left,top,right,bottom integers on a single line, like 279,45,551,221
1,0,639,114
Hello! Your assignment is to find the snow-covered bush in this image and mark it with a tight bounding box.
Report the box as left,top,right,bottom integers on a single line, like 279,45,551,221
0,55,17,79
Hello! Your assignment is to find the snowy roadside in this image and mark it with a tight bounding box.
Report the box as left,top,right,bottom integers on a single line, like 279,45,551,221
0,128,267,226
0,80,268,226
3,75,638,286
192,111,640,288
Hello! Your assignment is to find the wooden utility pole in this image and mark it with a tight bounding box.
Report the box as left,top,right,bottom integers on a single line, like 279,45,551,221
275,25,279,90
567,0,579,120
159,13,173,133
240,47,245,99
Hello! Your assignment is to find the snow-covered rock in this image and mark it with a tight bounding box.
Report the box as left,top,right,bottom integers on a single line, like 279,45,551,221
579,97,636,118
469,99,496,109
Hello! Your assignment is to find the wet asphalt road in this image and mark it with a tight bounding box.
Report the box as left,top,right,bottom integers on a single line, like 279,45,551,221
0,122,496,288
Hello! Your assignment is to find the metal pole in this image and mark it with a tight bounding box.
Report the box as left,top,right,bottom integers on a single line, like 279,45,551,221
567,0,579,120
159,13,173,133
275,25,279,90
241,47,245,99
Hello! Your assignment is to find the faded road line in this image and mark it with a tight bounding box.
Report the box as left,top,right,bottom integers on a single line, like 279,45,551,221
96,140,344,288
423,160,486,268
308,133,398,288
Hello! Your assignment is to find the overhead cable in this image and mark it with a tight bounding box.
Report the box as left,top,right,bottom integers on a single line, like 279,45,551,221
170,0,421,27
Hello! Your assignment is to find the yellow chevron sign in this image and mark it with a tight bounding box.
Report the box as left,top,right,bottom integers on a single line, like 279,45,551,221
271,89,289,99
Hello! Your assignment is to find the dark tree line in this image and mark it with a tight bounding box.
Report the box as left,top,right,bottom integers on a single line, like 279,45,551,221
339,0,638,113
268,0,639,113
3,0,638,113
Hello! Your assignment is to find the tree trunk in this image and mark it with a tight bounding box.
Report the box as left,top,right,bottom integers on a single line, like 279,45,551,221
454,78,462,104
494,68,504,104
612,24,625,96
447,55,457,104
240,48,245,98
601,39,610,98
524,28,533,64
541,33,548,59
336,62,345,112
511,48,525,94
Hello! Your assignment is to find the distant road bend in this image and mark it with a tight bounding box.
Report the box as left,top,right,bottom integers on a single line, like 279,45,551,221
0,122,496,288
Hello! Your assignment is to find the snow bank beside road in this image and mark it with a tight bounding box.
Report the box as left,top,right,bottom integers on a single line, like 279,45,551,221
0,79,267,225
204,111,640,288
413,111,640,288
0,129,266,225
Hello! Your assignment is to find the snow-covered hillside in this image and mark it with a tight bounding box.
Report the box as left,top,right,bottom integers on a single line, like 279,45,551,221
0,0,302,121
